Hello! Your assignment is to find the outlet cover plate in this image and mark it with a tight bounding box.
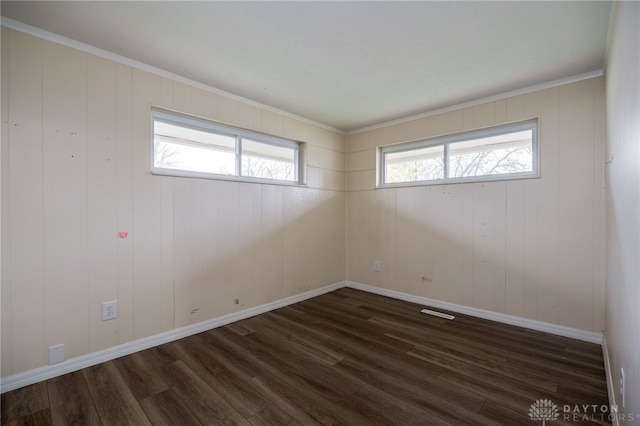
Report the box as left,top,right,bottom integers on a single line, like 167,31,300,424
48,344,64,365
102,300,118,321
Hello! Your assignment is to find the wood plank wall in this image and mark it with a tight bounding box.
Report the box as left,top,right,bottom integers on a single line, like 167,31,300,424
1,28,347,378
346,77,606,334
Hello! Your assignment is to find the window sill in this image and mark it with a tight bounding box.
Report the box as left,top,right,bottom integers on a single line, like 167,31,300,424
151,168,308,188
376,172,540,189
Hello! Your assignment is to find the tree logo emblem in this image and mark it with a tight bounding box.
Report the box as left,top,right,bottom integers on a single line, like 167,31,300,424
529,399,559,425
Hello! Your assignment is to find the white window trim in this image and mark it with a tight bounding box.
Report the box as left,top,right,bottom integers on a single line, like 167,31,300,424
151,109,306,186
378,119,539,187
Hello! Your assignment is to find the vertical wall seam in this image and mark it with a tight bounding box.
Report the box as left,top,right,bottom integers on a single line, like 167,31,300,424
40,35,46,368
85,51,90,354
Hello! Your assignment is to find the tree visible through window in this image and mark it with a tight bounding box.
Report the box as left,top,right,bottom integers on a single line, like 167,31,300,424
385,145,444,183
241,138,296,181
448,131,533,178
380,120,537,185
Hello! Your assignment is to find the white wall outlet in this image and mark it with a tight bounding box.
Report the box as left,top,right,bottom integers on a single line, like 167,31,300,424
620,367,626,409
102,300,118,321
48,344,64,365
374,260,381,272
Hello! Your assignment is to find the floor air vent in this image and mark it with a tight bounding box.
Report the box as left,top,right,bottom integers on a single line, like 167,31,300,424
421,309,455,320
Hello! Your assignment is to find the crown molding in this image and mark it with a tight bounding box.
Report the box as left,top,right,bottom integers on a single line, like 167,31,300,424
348,69,604,135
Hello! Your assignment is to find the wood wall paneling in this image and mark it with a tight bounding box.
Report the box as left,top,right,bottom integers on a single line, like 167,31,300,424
116,63,135,345
591,77,606,334
260,185,284,304
443,185,465,305
1,27,12,376
160,176,175,332
536,87,561,325
6,29,47,374
42,41,89,361
216,181,241,317
492,181,507,314
87,55,119,352
557,79,596,331
522,179,540,321
504,180,526,317
131,69,163,340
471,183,496,312
172,178,194,328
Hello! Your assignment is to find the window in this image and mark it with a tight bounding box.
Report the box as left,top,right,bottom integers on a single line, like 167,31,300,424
380,120,538,186
152,110,302,184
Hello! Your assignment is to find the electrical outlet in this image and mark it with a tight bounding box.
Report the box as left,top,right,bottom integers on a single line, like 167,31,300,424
620,368,626,409
374,260,381,272
234,298,239,305
49,344,64,365
102,300,118,321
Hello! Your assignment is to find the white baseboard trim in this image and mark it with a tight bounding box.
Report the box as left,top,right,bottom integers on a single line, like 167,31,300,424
345,281,603,344
0,281,346,394
602,335,620,426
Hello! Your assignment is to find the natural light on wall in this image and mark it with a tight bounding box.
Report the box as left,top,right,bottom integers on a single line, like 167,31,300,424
152,110,301,184
380,120,537,186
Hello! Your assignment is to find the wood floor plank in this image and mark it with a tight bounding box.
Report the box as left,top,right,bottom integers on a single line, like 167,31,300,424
333,355,491,425
370,313,512,358
139,388,200,426
83,361,150,426
247,316,483,424
257,313,345,366
385,328,510,366
112,352,170,401
280,314,445,384
409,346,559,393
236,319,482,426
225,320,255,336
225,326,406,425
193,331,265,380
437,369,557,416
1,288,610,425
209,328,382,426
479,400,541,426
505,352,608,384
47,371,101,426
139,344,179,369
4,408,52,426
157,360,250,425
247,404,302,426
170,338,272,418
1,381,49,423
557,379,610,404
249,375,328,425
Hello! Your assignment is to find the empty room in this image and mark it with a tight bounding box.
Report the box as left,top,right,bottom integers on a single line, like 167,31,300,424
1,1,638,425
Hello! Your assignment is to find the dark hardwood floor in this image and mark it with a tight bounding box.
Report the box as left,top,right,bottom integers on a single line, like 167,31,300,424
1,288,611,425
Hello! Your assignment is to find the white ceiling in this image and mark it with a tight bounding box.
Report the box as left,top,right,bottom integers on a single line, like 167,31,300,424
1,1,611,132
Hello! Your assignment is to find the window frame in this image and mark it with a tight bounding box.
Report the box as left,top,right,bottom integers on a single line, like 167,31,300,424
151,109,305,185
378,119,539,187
